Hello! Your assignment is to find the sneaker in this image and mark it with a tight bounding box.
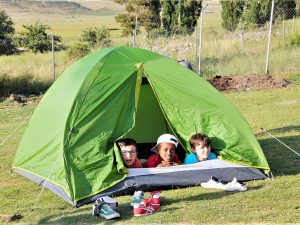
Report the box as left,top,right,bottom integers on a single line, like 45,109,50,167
223,177,247,192
200,177,225,190
92,199,103,216
99,203,120,220
133,199,159,216
131,191,144,206
98,196,118,210
149,190,161,206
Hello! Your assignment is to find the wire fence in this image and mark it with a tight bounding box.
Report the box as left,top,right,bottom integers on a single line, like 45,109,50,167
137,3,300,77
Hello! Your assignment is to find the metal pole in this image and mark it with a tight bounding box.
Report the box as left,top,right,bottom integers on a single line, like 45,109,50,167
195,25,198,60
282,19,285,45
51,33,56,81
265,0,274,75
292,16,295,34
132,29,135,47
241,22,244,54
134,15,137,47
198,4,208,75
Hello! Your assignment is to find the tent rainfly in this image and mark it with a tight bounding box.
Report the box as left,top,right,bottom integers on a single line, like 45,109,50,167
13,46,270,207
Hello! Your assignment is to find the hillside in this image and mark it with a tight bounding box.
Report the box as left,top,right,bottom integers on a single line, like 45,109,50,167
0,0,92,14
0,0,123,16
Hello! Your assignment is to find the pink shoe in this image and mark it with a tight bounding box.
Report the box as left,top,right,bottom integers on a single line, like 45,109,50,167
149,190,161,206
133,199,159,216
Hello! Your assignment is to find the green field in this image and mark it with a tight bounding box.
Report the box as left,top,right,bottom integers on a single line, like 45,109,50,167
0,74,300,224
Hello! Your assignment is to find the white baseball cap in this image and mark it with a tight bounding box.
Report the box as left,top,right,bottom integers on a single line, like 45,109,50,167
151,134,178,153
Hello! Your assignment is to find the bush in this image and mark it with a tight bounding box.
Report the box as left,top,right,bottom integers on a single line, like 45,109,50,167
81,26,112,48
66,43,91,61
14,22,65,53
0,10,17,55
0,72,52,97
148,27,193,39
290,33,300,46
0,38,17,55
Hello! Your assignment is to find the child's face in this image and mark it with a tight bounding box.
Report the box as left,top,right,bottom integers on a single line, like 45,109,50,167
120,145,137,167
158,142,176,163
193,142,211,161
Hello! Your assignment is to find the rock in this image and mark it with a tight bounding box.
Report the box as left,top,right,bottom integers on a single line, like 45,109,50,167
8,94,16,102
0,97,6,103
15,94,27,103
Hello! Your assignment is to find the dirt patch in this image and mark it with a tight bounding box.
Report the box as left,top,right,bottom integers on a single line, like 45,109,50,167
207,75,291,92
0,96,42,110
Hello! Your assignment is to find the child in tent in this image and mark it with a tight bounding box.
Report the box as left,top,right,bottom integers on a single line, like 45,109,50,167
117,138,143,168
184,133,217,164
144,134,181,167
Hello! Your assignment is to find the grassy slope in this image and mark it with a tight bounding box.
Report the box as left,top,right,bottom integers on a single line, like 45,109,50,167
0,77,300,224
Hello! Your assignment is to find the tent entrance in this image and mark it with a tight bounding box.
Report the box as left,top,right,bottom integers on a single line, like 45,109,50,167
124,77,186,160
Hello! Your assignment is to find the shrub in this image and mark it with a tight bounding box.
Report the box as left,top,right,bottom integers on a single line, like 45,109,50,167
81,26,112,48
0,10,17,55
148,27,192,39
0,72,52,97
14,22,65,53
290,33,300,46
66,43,91,61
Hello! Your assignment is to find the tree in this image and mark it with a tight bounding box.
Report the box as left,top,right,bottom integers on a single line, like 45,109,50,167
0,10,16,55
220,0,245,32
243,0,297,27
115,0,201,36
115,0,160,36
81,26,112,48
14,22,64,53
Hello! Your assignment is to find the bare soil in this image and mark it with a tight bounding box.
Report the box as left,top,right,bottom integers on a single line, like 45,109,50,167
207,75,291,92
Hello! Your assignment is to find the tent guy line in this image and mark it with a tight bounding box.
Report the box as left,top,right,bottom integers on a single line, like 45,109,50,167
260,127,300,158
29,129,73,215
0,111,33,149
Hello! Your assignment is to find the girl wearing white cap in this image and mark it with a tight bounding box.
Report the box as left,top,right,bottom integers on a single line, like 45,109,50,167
143,134,181,167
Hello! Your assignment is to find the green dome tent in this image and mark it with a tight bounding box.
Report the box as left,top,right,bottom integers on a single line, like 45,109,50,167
13,46,269,207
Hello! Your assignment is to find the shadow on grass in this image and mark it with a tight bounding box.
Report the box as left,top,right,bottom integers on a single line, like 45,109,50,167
258,125,300,136
37,206,122,225
163,185,262,206
259,133,300,177
36,186,263,224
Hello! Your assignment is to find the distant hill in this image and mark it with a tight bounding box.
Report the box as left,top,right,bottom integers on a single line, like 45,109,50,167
0,0,93,15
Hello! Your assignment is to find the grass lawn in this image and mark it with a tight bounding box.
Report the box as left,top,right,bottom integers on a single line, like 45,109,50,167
0,75,300,225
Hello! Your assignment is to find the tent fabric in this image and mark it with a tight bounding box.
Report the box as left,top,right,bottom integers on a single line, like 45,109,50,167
13,46,269,206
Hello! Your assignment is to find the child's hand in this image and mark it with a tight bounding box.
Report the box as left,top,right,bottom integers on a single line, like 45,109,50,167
157,161,176,167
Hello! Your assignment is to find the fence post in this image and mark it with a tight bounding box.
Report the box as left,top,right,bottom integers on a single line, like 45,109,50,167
265,0,274,75
51,33,56,81
195,24,198,60
282,19,285,45
132,15,137,47
292,16,295,34
240,22,244,54
198,4,208,75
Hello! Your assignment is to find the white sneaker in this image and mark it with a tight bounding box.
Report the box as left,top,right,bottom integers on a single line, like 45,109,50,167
200,177,225,190
223,177,247,192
